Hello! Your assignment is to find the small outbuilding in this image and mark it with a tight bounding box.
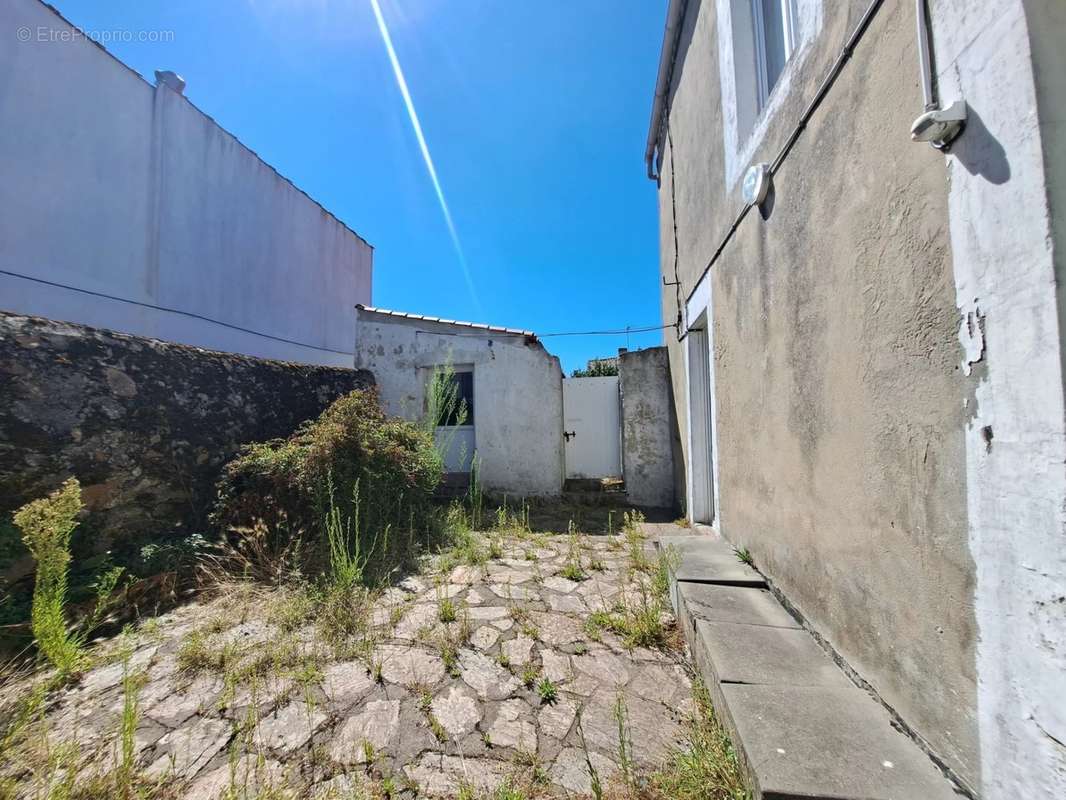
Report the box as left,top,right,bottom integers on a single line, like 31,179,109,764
354,305,565,497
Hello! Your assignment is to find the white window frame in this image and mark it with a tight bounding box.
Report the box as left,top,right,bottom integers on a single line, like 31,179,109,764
752,0,800,108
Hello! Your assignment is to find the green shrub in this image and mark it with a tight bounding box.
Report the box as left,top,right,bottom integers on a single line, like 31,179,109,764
213,388,443,583
13,478,83,674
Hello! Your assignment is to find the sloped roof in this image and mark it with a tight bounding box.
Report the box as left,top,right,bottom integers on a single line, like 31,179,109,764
355,305,537,340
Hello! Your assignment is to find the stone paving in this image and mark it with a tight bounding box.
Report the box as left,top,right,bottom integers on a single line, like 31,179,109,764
1,528,695,798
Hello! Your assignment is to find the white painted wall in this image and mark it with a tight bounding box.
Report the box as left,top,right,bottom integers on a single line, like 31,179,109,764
932,1,1066,796
0,0,371,367
354,309,565,497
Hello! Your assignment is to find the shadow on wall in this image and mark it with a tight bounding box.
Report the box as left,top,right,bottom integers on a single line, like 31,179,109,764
952,105,1011,185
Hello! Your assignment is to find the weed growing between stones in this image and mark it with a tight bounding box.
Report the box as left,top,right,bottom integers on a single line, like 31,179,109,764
649,680,751,800
536,676,558,705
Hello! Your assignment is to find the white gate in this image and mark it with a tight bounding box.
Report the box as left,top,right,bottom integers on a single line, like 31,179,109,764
563,376,621,479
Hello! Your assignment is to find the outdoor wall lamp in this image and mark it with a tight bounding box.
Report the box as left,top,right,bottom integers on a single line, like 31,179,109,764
911,0,966,150
742,162,772,208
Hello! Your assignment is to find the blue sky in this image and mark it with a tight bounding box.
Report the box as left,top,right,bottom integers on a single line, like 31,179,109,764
51,0,667,373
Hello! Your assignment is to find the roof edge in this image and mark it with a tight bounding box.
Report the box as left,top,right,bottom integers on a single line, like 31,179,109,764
645,0,689,180
355,305,538,340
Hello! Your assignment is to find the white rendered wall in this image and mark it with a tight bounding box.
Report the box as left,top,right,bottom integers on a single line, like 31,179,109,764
0,0,371,367
932,1,1066,796
354,311,565,497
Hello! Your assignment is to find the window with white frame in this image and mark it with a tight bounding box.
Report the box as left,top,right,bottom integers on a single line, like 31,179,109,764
752,0,799,108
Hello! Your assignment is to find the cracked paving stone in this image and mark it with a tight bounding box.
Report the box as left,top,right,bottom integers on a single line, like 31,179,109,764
629,663,691,706
487,699,537,752
490,617,514,631
255,700,328,752
530,612,584,646
488,583,538,601
185,754,285,800
486,567,535,584
538,697,578,740
540,650,573,683
547,593,587,614
79,646,158,695
501,635,534,667
573,651,631,688
146,716,232,779
471,625,501,651
145,674,222,727
392,603,440,640
581,689,684,766
377,645,446,687
499,558,536,569
329,699,401,764
466,587,488,605
459,649,521,700
449,565,482,585
430,685,482,737
541,576,579,594
214,621,278,648
404,753,512,797
466,605,510,621
322,661,375,709
398,576,429,594
419,584,465,603
549,747,619,795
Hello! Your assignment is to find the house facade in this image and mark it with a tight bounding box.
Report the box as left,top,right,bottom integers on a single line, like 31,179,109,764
647,1,1065,797
0,0,372,367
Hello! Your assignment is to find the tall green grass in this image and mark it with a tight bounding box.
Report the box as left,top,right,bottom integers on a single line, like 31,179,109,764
13,478,83,675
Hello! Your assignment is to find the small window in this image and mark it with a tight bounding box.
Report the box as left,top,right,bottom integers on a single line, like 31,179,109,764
752,0,799,108
438,371,474,427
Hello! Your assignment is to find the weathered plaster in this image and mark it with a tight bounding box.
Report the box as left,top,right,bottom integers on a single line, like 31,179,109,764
619,348,677,509
932,1,1066,796
354,310,565,497
657,0,980,787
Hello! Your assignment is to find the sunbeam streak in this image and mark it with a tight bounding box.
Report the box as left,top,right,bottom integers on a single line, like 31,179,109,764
369,0,480,313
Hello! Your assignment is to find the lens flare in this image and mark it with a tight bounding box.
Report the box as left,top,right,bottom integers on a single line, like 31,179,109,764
369,0,480,312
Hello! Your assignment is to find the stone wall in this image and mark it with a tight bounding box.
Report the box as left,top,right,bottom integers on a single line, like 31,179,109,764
0,312,373,553
619,348,677,509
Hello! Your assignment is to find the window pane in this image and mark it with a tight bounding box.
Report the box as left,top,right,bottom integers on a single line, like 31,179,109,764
441,372,473,426
760,0,788,94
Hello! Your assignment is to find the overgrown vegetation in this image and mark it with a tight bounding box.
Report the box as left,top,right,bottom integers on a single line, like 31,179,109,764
649,680,751,800
213,387,444,586
13,478,85,675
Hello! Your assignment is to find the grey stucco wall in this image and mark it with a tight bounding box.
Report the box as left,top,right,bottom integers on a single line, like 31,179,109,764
656,0,978,787
0,0,371,367
619,348,676,509
0,312,373,554
354,310,565,497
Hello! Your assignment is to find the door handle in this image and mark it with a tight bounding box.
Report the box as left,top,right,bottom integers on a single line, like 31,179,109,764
564,431,576,442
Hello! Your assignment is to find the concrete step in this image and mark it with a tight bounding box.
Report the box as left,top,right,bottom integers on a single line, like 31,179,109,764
657,534,961,800
657,534,766,586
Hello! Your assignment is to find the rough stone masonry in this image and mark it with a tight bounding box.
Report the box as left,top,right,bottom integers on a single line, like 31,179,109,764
0,312,373,555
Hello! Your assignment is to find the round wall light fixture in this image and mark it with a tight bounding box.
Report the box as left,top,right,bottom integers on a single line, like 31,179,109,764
742,162,772,207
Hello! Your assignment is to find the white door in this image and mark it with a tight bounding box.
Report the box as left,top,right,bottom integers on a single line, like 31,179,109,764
687,324,715,523
563,376,621,478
